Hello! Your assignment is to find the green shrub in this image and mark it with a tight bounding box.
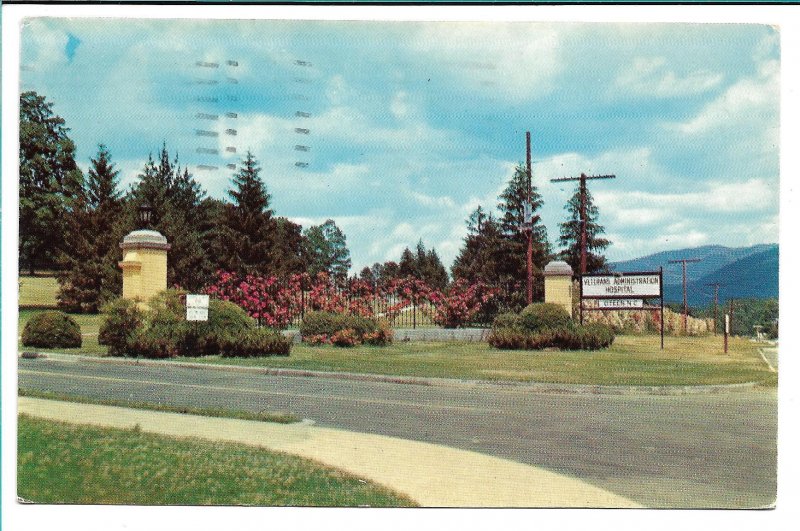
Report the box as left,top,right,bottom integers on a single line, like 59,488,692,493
519,303,573,332
486,327,528,350
492,312,523,331
127,325,181,359
184,299,254,356
488,322,614,351
99,291,256,358
218,328,292,357
21,311,82,349
99,298,145,356
575,323,615,350
300,311,392,347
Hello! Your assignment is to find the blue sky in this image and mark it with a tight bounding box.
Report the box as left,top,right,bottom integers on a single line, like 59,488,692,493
20,19,779,273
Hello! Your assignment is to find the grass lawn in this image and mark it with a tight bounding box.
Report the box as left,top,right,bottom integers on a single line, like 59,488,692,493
182,335,775,387
18,414,416,506
18,275,59,308
17,310,776,386
18,388,300,424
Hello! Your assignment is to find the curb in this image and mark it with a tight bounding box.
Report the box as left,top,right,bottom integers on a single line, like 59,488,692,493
20,350,765,396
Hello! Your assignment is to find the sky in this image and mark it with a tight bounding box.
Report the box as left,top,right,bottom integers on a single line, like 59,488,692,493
19,18,779,273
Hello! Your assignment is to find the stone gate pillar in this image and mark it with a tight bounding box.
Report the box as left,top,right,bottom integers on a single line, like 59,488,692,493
118,229,170,304
544,260,574,318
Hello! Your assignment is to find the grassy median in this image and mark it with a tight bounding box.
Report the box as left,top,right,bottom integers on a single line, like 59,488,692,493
18,415,416,506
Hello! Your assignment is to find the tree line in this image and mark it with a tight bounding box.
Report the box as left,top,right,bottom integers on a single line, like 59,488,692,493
19,90,611,314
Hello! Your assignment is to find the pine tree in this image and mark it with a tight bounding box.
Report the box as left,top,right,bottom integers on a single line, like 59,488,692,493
217,151,275,276
558,184,611,273
57,145,124,312
126,144,209,289
19,91,84,274
393,240,448,289
497,163,551,271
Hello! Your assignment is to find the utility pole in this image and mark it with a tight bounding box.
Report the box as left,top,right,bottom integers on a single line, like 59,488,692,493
525,132,533,305
550,173,616,274
668,258,701,334
706,282,725,335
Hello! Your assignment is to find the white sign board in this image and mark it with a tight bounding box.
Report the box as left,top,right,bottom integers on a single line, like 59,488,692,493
582,274,661,298
186,294,210,322
598,298,644,309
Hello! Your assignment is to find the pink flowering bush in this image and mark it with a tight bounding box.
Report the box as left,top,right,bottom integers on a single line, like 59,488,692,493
205,270,303,328
205,270,502,332
432,280,500,328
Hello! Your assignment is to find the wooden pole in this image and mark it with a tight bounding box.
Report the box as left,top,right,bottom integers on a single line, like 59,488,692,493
526,132,533,305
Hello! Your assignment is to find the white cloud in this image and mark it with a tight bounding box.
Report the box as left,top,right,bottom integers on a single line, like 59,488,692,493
670,59,778,135
615,56,723,98
409,22,562,102
21,19,69,71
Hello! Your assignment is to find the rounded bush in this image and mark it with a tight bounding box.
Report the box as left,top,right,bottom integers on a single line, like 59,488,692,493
99,298,145,356
22,311,82,349
218,328,292,357
300,311,392,347
186,299,254,356
519,303,572,333
492,312,523,331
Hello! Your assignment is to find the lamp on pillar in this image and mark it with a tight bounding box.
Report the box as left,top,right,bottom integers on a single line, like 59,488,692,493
139,202,153,230
118,202,170,305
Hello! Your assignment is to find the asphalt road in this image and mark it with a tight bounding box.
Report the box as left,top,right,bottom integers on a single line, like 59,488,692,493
18,357,777,508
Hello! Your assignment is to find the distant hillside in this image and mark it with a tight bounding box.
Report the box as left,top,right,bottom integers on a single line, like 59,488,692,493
610,243,775,285
611,244,778,307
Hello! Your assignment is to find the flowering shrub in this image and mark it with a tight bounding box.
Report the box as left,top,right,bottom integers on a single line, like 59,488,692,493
300,311,392,347
205,271,502,331
432,279,499,328
205,270,303,328
331,328,359,347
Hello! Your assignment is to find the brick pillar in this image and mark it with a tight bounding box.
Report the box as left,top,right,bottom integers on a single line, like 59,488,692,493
118,229,170,306
544,260,574,318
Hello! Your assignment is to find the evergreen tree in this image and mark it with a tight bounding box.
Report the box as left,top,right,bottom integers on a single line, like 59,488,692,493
398,248,418,278
497,163,551,272
303,219,351,280
452,164,551,307
216,151,274,277
394,240,448,289
57,145,124,312
19,91,84,274
126,144,208,289
558,184,610,274
271,217,308,277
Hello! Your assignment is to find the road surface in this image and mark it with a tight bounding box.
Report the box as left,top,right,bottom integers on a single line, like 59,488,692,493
18,357,777,508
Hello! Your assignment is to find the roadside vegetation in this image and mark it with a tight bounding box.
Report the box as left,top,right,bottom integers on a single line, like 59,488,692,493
18,415,416,506
18,389,299,424
19,310,774,386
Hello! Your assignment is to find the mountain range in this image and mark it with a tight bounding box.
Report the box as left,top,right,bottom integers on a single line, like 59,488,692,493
609,243,778,307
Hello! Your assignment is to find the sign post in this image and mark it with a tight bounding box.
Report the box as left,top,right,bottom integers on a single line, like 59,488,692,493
724,313,730,354
186,294,210,322
580,269,664,349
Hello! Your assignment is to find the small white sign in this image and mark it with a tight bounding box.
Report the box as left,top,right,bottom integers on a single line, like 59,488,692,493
598,298,644,309
725,314,730,335
186,294,210,322
582,274,661,298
